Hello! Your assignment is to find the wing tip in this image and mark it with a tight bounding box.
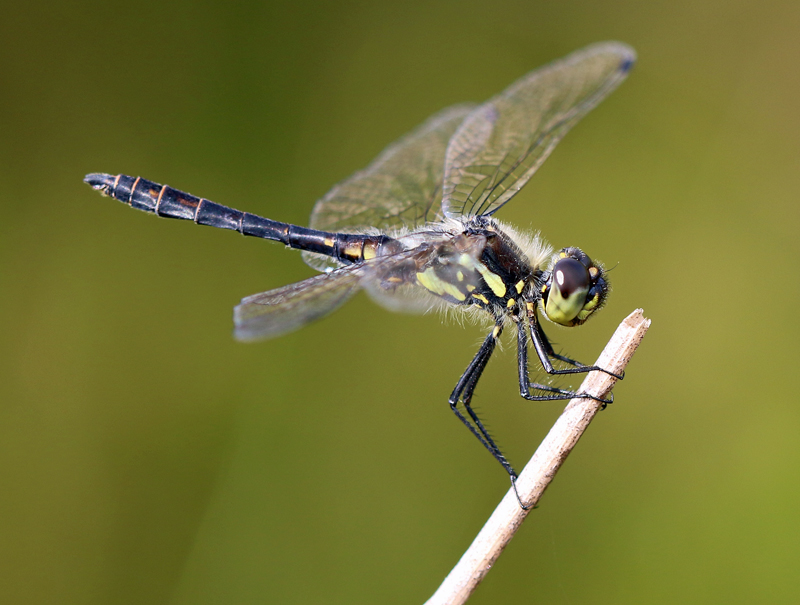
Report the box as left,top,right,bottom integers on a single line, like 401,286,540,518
617,46,637,74
619,54,636,73
579,41,637,73
598,41,637,73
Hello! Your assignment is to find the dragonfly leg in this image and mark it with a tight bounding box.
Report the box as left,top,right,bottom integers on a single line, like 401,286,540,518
518,323,613,405
449,325,512,471
529,319,624,380
449,324,530,509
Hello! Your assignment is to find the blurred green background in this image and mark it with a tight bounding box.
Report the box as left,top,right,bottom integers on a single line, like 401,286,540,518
1,0,798,603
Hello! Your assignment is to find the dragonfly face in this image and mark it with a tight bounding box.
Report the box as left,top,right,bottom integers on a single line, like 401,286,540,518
542,247,609,327
85,41,634,507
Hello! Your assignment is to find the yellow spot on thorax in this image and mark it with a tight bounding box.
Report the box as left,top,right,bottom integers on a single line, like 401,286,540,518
457,253,506,297
416,268,466,301
476,266,506,298
416,271,436,291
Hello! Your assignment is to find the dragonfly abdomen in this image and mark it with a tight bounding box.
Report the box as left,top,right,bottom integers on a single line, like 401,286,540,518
84,173,403,264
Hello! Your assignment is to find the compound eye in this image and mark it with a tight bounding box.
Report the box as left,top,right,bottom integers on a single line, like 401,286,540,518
554,258,590,299
545,257,591,326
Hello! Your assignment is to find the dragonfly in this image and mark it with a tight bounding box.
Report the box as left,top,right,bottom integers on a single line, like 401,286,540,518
85,41,635,508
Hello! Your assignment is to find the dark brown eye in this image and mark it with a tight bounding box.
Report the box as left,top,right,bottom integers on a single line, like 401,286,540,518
552,257,590,299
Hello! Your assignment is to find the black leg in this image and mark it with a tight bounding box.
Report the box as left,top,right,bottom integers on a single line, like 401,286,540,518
535,321,590,368
530,319,624,380
448,324,532,509
449,325,512,469
518,321,613,405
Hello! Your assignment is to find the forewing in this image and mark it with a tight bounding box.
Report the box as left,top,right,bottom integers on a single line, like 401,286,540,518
233,267,363,341
302,103,474,273
441,42,635,219
306,103,475,235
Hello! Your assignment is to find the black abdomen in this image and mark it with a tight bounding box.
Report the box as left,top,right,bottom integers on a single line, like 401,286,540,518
84,173,403,264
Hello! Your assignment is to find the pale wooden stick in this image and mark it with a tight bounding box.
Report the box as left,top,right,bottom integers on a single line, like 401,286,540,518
425,309,651,605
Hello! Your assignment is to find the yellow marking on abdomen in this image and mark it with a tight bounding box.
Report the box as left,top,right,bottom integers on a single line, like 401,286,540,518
515,280,525,293
473,293,489,304
343,242,362,258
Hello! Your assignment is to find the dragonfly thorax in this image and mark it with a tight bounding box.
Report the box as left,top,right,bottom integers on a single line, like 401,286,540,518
407,217,610,329
411,217,543,320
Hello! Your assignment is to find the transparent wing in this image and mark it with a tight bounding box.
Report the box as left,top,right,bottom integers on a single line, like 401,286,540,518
234,268,363,341
306,103,476,235
302,103,474,273
235,248,429,340
441,41,635,219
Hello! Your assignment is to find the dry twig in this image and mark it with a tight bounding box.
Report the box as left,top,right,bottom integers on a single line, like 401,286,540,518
425,308,651,605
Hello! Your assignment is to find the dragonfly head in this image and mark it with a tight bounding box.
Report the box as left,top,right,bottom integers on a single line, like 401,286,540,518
541,247,608,327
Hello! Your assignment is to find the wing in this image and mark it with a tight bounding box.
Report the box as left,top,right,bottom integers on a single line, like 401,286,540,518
233,267,363,341
441,41,635,219
302,103,474,272
235,248,430,340
305,103,475,235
